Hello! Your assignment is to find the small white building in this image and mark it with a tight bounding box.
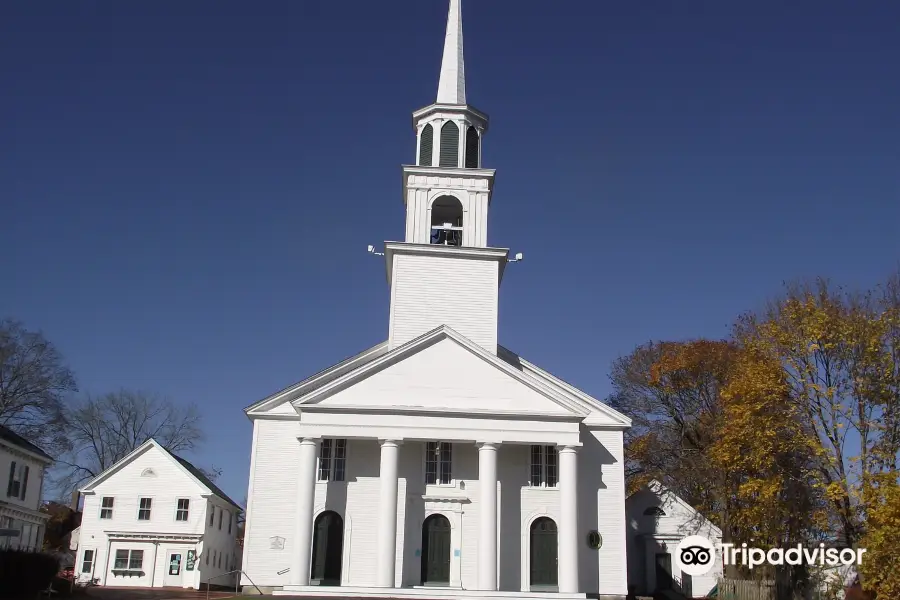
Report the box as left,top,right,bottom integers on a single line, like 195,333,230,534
0,424,52,551
76,438,242,589
625,481,723,598
239,2,633,599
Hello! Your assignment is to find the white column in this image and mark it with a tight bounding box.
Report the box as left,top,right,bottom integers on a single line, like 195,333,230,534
290,437,319,586
558,445,579,593
375,440,401,588
477,443,498,591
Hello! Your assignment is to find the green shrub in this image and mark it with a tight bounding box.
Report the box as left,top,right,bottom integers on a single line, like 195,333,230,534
0,549,60,596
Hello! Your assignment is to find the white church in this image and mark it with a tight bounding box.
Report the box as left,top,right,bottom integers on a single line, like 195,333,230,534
240,1,633,598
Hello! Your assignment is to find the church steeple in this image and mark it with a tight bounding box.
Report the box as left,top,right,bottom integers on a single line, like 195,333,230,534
386,0,506,354
436,0,466,105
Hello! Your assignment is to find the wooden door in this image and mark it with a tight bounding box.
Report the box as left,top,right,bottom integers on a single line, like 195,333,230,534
420,515,451,585
529,518,558,588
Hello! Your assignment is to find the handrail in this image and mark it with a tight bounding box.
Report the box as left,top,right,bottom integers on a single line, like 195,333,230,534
205,569,262,600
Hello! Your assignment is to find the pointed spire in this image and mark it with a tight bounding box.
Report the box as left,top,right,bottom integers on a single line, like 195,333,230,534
436,0,466,105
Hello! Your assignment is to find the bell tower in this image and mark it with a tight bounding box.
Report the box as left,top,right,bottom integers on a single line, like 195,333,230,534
383,0,508,354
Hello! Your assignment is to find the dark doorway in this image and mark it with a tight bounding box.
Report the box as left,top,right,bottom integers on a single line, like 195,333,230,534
655,553,673,591
310,511,343,585
681,572,693,597
420,514,451,585
529,517,558,589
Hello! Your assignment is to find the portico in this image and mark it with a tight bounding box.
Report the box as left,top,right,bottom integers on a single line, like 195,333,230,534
283,432,582,595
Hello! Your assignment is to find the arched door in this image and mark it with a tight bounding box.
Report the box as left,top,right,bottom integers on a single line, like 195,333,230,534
420,514,451,585
310,511,343,585
530,517,558,589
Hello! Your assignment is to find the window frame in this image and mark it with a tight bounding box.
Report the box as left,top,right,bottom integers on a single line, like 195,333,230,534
81,549,95,574
424,441,453,486
175,498,190,522
137,497,152,521
99,497,114,520
317,439,348,482
528,445,559,488
112,548,144,571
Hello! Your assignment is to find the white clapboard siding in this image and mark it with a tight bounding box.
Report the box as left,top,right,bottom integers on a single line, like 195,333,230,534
389,253,498,352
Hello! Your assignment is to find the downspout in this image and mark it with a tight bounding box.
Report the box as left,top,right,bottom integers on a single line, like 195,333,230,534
102,538,112,585
149,542,159,587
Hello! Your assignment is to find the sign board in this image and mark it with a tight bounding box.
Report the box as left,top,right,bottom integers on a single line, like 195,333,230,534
0,529,20,538
186,550,196,571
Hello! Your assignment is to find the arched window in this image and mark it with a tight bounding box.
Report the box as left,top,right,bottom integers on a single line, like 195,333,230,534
530,517,558,589
464,126,479,168
419,123,434,166
439,121,459,167
643,506,666,517
430,196,463,246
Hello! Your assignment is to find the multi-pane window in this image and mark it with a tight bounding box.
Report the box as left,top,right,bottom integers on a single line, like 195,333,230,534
138,498,152,520
218,508,223,530
81,550,94,573
176,499,190,522
530,445,558,487
318,439,347,482
100,497,114,519
113,549,143,570
209,504,215,526
425,442,452,485
6,462,28,499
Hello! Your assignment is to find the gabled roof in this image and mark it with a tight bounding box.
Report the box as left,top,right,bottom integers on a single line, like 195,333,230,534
0,424,53,462
246,325,631,428
291,325,589,417
627,479,723,538
79,439,242,511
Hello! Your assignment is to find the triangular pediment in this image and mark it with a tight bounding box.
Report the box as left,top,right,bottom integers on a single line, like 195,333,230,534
294,327,586,418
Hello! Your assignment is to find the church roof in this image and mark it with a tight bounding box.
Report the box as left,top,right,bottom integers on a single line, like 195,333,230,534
436,0,466,105
244,326,631,428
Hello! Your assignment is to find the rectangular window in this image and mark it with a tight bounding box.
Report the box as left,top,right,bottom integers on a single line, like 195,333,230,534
100,497,114,519
317,439,347,482
529,445,558,487
218,508,222,530
6,462,25,498
425,442,452,485
114,549,129,570
228,512,232,534
138,497,152,520
81,549,94,573
128,549,144,570
209,504,215,526
176,499,190,522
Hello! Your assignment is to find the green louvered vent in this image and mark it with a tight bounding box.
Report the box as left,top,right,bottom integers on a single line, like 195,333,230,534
465,126,479,168
419,124,434,166
439,121,459,168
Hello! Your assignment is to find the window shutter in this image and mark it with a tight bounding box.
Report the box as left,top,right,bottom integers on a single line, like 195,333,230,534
439,121,459,167
7,461,15,497
21,466,29,500
419,124,433,166
465,126,479,168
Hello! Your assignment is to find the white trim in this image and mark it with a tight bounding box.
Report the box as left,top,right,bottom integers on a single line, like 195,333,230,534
240,420,259,587
293,326,588,419
246,342,390,415
521,512,559,593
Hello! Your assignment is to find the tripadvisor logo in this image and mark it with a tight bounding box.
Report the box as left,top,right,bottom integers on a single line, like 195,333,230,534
675,536,867,576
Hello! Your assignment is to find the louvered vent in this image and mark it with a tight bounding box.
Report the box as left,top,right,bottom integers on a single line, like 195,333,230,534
419,124,434,166
465,126,479,168
439,121,459,167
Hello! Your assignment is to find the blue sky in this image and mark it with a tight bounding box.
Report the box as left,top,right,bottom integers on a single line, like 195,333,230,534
2,1,898,503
